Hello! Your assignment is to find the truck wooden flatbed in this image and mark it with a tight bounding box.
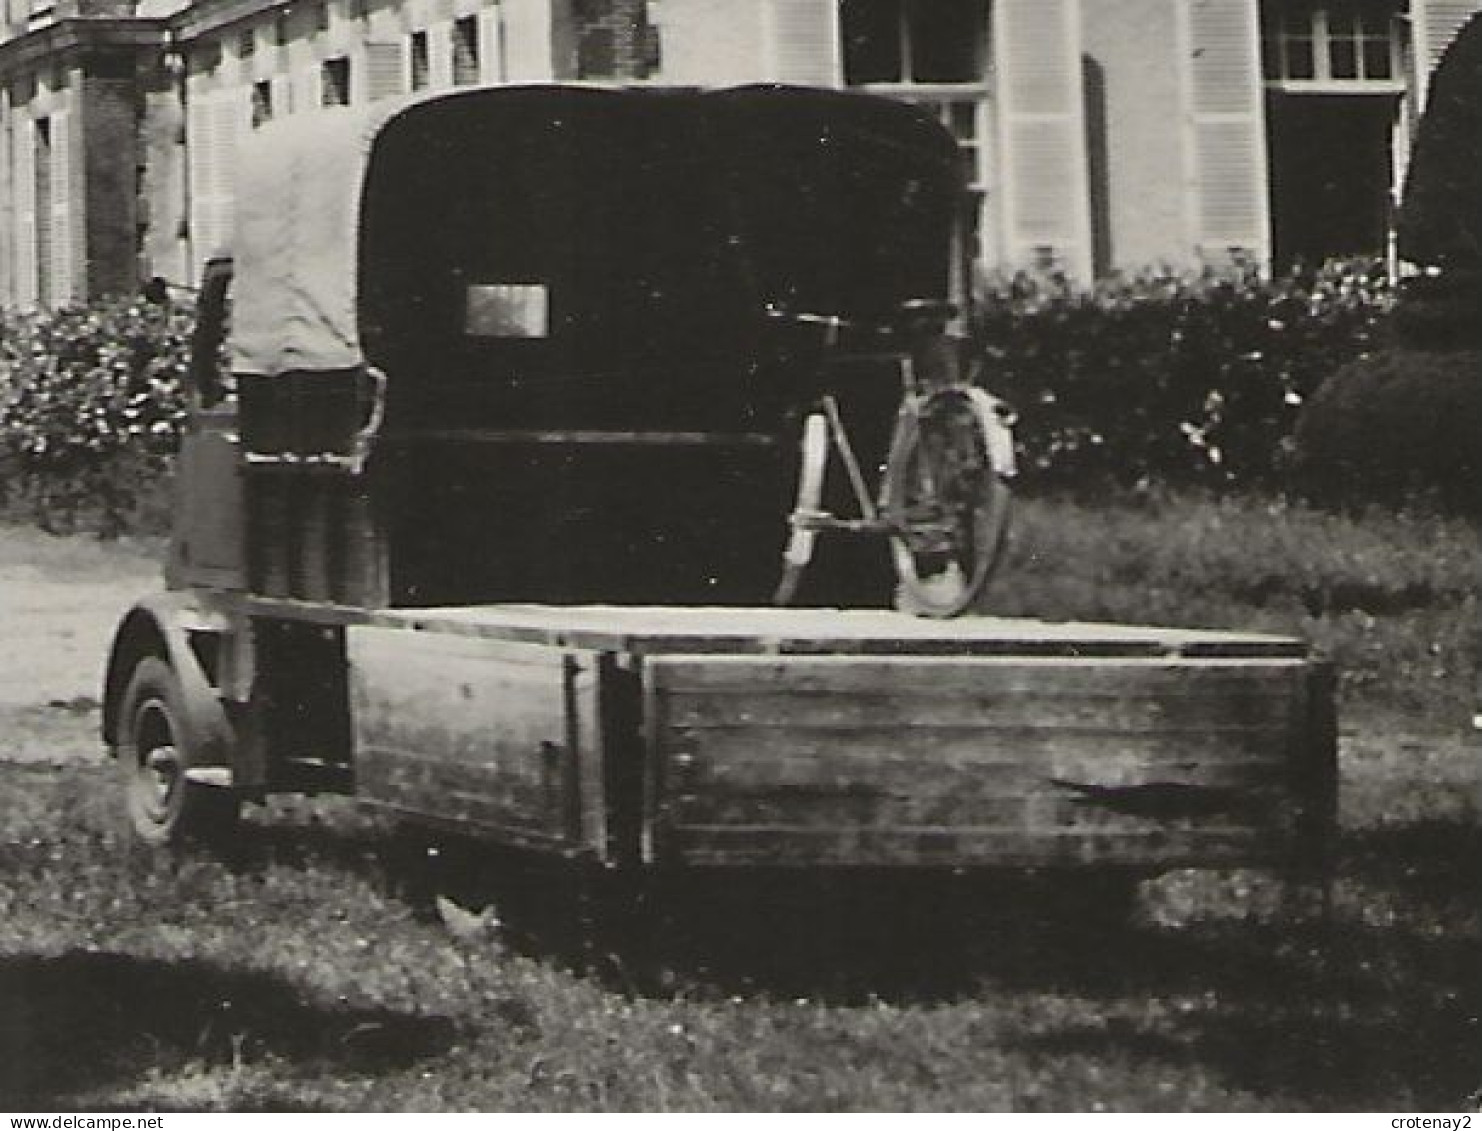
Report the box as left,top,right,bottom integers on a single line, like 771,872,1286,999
106,592,1334,878
329,604,1333,872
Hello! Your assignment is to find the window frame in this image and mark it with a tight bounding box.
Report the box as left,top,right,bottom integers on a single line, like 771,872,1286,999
451,14,480,87
409,28,430,91
321,56,351,106
1263,3,1406,91
841,0,993,259
250,78,273,127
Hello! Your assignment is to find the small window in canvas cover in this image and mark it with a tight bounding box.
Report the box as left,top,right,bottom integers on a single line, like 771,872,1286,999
465,284,549,338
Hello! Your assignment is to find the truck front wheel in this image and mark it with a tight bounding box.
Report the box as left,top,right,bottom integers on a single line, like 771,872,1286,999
119,657,239,846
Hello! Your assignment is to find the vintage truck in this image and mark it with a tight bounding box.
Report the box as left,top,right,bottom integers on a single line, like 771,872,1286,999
102,84,1336,900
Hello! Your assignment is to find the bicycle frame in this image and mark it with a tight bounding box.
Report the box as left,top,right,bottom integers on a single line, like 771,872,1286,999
772,310,1016,615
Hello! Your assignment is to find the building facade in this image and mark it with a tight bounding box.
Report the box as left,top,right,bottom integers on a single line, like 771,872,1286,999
0,0,1476,308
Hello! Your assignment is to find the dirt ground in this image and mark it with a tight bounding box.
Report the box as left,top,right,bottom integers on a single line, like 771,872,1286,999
0,532,158,764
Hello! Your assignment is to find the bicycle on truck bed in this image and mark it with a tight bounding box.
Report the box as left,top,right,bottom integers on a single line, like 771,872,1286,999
770,299,1016,618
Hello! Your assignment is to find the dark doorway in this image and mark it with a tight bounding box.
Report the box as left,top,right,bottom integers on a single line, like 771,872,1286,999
1267,91,1399,270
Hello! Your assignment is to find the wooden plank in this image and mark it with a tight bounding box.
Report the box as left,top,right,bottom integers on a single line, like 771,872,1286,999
663,724,1291,776
663,826,1296,869
356,753,571,836
346,627,606,858
662,687,1293,729
364,605,1307,659
667,745,1292,792
355,742,568,816
237,598,1309,663
358,796,581,856
651,657,1307,700
666,788,1292,830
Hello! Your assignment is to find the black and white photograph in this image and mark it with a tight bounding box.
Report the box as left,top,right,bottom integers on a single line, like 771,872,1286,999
0,0,1477,1113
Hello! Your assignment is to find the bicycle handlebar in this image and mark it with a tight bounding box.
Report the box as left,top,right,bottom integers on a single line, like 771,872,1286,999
763,298,959,340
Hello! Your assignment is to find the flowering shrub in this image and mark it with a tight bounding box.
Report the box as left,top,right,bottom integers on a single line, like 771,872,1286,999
0,299,191,534
973,261,1394,491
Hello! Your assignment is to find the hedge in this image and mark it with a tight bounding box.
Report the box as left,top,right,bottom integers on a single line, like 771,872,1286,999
1292,346,1482,515
0,263,1399,537
0,299,191,535
973,261,1392,491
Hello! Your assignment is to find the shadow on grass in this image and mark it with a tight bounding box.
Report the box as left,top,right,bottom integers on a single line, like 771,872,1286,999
1007,820,1482,1109
224,809,1482,1107
1012,920,1482,1109
0,950,456,1108
227,812,1147,1001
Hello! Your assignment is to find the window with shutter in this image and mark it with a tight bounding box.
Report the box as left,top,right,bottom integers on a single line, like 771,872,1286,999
1183,0,1269,266
765,0,841,85
994,0,1091,281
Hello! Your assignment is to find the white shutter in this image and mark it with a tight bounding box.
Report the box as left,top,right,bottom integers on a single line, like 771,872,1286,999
13,116,36,309
994,0,1092,281
500,0,552,79
764,0,841,85
478,5,504,84
186,91,215,274
187,89,244,268
428,18,454,87
1415,1,1481,107
211,92,245,251
273,73,294,118
1181,0,1269,267
48,106,77,304
365,39,406,99
293,67,322,113
0,109,11,309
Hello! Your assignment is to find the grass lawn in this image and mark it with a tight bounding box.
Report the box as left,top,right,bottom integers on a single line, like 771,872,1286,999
0,493,1477,1112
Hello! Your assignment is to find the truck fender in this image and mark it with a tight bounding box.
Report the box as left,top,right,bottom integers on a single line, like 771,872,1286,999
101,592,238,777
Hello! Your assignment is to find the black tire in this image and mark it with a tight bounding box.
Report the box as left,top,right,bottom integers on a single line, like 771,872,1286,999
119,656,239,847
884,387,1012,617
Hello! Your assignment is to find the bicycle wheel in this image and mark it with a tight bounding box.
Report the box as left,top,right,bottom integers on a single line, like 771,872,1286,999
883,386,1013,617
773,410,830,606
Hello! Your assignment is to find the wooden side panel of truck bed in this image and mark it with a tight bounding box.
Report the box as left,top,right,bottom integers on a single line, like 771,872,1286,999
642,654,1335,869
348,629,611,856
342,611,1334,871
